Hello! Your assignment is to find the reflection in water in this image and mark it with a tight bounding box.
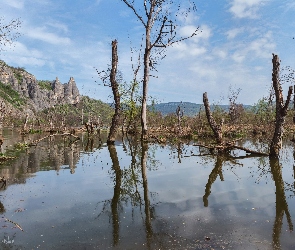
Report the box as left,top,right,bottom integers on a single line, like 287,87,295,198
270,157,293,250
141,142,153,249
108,144,122,246
0,177,6,188
101,139,156,248
0,131,294,249
0,201,5,213
203,154,225,207
203,151,294,250
0,133,107,183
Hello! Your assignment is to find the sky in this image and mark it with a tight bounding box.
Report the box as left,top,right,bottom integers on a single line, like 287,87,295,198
1,0,295,105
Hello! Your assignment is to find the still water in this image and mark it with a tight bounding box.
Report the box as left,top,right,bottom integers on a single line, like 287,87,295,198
0,129,294,249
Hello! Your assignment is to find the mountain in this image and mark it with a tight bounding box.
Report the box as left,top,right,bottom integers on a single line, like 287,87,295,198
151,102,252,116
0,60,80,114
151,102,203,116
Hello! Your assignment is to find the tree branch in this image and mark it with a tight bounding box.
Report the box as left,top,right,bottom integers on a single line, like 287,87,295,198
282,86,293,116
151,16,167,48
167,28,199,46
122,0,146,28
144,0,149,18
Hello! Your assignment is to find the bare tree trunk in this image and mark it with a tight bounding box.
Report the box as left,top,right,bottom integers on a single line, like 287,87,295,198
23,113,29,131
176,105,183,134
203,92,223,144
141,31,152,139
0,101,6,134
269,54,293,157
108,40,121,144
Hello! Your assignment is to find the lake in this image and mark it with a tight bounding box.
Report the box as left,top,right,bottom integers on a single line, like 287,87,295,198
0,129,294,249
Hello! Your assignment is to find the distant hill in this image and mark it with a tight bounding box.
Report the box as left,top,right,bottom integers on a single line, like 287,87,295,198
151,102,252,116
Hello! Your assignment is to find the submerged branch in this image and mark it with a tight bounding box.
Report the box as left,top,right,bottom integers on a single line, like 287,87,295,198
29,132,80,146
193,142,268,156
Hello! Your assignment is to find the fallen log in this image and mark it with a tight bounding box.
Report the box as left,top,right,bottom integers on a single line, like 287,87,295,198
193,142,268,156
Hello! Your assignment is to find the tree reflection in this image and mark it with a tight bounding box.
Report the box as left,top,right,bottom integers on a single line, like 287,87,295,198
202,152,294,249
203,154,225,207
108,143,122,246
141,142,153,248
96,139,157,248
0,201,5,213
270,157,293,250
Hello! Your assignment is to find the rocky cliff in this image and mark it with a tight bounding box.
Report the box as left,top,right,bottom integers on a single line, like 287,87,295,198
0,61,80,112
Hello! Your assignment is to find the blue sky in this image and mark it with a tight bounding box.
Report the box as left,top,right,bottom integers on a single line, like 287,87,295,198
1,0,295,105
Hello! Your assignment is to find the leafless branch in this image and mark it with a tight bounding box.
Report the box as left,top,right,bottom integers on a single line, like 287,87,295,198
151,16,168,48
144,0,149,18
122,0,146,28
0,17,21,51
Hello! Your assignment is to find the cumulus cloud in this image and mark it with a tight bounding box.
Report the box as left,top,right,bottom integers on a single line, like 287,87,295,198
231,31,275,63
229,0,267,19
26,27,71,45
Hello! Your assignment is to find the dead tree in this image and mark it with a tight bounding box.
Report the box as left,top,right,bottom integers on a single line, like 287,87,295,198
107,40,121,144
228,86,242,123
23,113,29,131
203,92,223,144
121,0,199,138
0,101,5,132
84,120,94,135
269,54,293,158
199,92,268,156
175,104,183,133
96,40,121,143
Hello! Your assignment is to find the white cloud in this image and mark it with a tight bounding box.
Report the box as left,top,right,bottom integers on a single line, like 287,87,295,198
285,1,295,10
2,0,24,9
213,49,228,59
248,31,275,58
46,22,69,33
232,52,246,63
229,0,267,19
13,42,43,57
226,28,244,40
26,27,71,45
231,31,275,63
1,42,46,67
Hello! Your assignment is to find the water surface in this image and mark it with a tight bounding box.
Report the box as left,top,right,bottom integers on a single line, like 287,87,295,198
0,130,294,249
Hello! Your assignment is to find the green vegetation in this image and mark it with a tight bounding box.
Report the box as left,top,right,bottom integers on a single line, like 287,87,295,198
13,71,23,85
28,128,42,134
14,142,29,151
38,80,52,91
0,81,26,109
39,95,114,127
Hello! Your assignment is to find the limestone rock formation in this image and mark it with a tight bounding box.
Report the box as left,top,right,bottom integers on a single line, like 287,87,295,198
0,61,80,112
